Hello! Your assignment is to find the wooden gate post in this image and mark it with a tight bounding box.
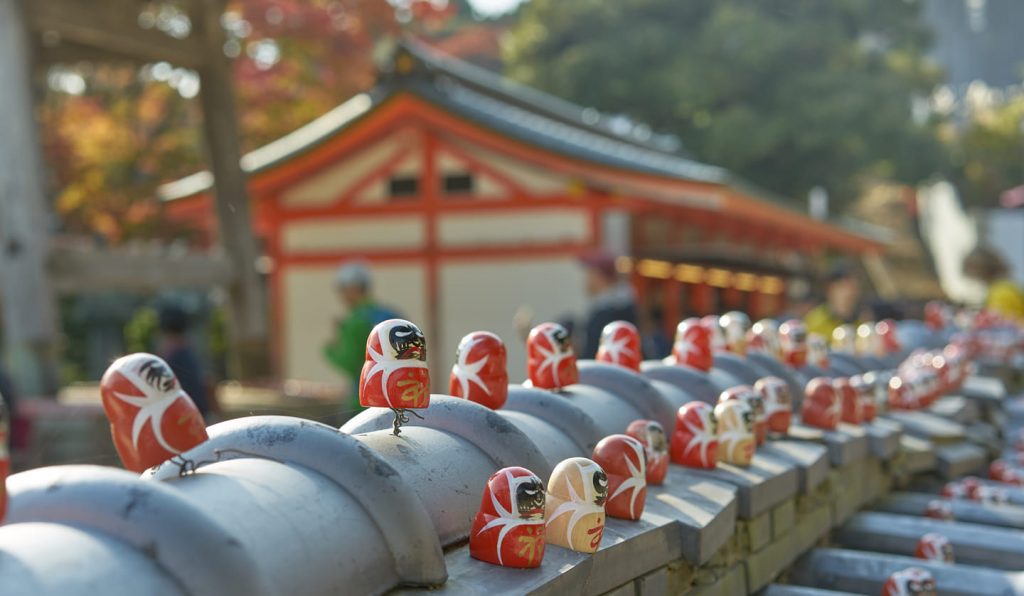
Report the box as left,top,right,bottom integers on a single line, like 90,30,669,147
0,0,61,395
192,0,270,378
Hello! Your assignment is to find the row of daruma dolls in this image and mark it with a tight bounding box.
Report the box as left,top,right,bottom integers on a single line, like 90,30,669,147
75,312,969,568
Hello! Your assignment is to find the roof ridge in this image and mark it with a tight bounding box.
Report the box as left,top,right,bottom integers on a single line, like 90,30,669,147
398,36,686,155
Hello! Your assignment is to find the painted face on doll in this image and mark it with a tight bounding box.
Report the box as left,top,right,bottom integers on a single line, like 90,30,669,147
527,323,578,390
626,419,669,486
701,315,727,354
747,319,782,359
719,385,766,445
100,353,209,473
714,400,755,467
833,377,863,425
592,434,647,520
778,319,808,369
719,311,751,356
883,567,937,596
450,331,509,410
806,333,830,369
359,319,430,409
801,377,840,430
596,321,642,372
672,318,713,372
470,467,546,568
545,457,608,553
876,319,902,355
916,533,954,564
669,401,718,469
754,376,792,434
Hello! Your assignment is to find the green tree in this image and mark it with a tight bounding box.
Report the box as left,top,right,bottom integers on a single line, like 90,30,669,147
945,92,1024,207
505,0,946,209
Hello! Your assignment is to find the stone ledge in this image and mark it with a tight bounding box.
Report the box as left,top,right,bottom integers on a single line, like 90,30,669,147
684,454,798,519
897,435,936,475
935,442,987,479
759,441,830,495
863,422,900,460
883,411,965,445
647,467,738,565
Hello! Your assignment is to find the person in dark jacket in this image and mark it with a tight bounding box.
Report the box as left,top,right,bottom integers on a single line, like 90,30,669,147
158,305,217,421
579,251,639,359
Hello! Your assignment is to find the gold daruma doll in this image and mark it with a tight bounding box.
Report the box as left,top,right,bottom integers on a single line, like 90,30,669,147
714,400,755,466
545,457,608,553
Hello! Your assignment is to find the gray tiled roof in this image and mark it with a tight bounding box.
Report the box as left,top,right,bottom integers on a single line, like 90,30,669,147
159,39,729,201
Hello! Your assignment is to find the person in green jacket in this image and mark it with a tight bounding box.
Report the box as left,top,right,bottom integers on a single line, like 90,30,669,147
324,261,400,412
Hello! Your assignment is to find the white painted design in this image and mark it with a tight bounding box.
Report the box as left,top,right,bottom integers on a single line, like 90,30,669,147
547,460,606,545
609,439,647,518
682,410,716,468
452,335,491,398
109,356,187,454
534,330,573,388
476,470,544,566
363,323,428,408
600,326,637,365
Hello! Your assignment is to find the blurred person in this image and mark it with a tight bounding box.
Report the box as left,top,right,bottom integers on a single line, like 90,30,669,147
158,304,218,421
578,251,638,359
805,262,863,338
963,245,1024,321
640,306,671,360
324,260,401,405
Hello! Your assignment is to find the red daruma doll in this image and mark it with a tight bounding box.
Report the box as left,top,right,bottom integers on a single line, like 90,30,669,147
670,402,718,469
754,376,792,434
626,419,669,485
671,318,713,372
527,323,578,390
100,353,208,472
545,457,607,553
592,434,647,520
469,467,546,568
916,533,955,564
833,377,864,425
596,321,642,372
779,319,808,369
449,331,509,410
883,567,937,596
719,386,766,445
360,319,430,410
802,377,840,430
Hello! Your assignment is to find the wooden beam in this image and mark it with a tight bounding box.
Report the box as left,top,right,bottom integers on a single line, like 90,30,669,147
47,247,236,294
23,0,207,68
0,0,61,395
192,0,270,378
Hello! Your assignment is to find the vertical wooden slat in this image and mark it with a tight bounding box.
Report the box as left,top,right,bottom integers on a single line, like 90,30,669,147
0,0,60,394
192,0,269,378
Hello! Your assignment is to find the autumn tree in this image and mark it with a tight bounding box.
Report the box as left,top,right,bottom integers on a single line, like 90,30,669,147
39,0,408,243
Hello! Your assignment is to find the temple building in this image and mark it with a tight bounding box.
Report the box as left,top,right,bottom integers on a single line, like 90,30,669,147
161,39,883,384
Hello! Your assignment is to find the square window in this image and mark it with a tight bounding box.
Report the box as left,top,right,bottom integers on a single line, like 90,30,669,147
443,173,474,195
389,176,419,200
